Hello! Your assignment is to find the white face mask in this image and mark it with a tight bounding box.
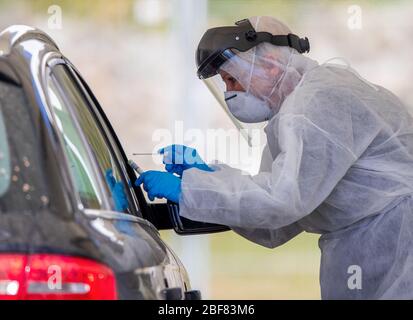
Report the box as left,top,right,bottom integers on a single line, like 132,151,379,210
224,91,274,123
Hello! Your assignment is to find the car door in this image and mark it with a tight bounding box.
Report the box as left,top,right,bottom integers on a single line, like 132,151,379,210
45,59,192,299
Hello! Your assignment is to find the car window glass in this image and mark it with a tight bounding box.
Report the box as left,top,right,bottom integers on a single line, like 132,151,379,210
47,78,103,209
0,107,10,196
0,80,54,214
51,64,131,213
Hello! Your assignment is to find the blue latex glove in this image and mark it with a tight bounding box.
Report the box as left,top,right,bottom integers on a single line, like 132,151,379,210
135,170,181,203
105,169,129,212
158,144,214,177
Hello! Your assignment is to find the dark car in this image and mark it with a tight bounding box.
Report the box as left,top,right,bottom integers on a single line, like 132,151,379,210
0,25,228,300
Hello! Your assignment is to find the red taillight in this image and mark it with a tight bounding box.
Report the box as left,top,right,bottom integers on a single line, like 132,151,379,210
0,254,117,300
0,255,27,300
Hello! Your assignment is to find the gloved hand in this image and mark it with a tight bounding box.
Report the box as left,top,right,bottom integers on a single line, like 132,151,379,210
135,170,181,203
105,169,129,212
159,144,214,177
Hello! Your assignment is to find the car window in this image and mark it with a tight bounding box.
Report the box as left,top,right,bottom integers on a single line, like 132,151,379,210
0,80,51,213
49,64,132,213
71,68,143,218
47,79,103,209
0,105,10,196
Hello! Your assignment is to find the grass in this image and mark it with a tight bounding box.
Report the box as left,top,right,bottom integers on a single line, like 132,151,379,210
162,229,321,299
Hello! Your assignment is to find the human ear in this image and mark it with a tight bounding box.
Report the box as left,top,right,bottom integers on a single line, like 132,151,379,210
261,53,282,77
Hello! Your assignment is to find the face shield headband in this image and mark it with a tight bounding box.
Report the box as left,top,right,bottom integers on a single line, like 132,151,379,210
196,18,310,80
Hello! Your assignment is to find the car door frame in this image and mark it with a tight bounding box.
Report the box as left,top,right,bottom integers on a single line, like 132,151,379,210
45,56,160,227
63,60,151,218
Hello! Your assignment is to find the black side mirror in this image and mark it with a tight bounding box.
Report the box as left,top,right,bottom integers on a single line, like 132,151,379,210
146,202,229,235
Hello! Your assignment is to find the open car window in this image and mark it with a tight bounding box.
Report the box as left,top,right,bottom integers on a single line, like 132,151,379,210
67,65,144,218
47,77,104,209
47,63,133,214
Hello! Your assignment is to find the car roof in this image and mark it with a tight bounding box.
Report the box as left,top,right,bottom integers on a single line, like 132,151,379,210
0,25,58,56
0,25,60,87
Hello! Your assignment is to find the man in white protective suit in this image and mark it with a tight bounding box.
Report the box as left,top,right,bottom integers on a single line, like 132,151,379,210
136,16,413,299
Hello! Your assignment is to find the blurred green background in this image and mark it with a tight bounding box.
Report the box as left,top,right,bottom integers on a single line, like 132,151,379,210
1,0,412,299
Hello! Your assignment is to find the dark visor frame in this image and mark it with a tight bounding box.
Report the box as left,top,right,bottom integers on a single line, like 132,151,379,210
196,19,310,79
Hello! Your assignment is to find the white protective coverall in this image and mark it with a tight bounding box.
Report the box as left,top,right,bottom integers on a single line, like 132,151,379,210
180,16,413,299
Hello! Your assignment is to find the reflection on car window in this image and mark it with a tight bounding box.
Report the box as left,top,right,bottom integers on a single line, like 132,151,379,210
0,105,10,197
0,81,51,213
47,79,103,209
50,64,130,213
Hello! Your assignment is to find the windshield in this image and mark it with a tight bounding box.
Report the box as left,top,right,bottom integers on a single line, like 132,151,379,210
0,80,52,213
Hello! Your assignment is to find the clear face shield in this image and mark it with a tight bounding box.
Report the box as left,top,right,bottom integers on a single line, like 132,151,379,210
196,19,310,147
